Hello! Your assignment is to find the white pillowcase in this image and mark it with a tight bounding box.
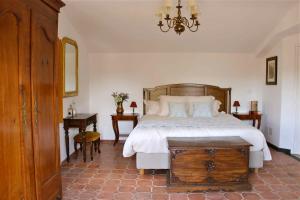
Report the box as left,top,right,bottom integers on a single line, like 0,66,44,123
158,95,221,117
191,102,213,118
168,102,188,118
159,96,187,116
187,96,215,115
213,100,222,116
144,100,160,115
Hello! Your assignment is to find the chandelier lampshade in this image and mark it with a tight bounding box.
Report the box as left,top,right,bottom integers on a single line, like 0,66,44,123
156,0,200,35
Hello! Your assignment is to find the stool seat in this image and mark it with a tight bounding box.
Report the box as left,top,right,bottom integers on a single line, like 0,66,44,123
74,131,100,143
73,131,101,162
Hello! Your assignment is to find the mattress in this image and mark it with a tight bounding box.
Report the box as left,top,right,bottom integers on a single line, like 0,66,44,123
123,114,272,160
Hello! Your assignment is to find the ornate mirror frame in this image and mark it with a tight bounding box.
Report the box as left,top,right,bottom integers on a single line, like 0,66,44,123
62,37,79,97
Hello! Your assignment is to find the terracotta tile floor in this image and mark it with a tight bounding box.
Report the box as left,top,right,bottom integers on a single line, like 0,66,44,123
61,143,300,200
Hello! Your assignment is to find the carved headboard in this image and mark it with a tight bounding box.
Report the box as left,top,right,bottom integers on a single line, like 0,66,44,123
143,83,231,114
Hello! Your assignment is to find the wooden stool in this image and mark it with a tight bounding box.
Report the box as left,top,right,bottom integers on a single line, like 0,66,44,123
74,131,101,162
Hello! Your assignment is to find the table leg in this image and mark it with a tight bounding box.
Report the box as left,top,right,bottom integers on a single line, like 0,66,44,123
112,120,119,146
93,121,97,132
133,119,138,128
252,119,256,127
64,128,70,162
257,118,261,129
80,128,87,162
90,142,93,161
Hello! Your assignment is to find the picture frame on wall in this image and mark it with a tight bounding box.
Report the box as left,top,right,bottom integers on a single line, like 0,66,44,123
266,56,278,85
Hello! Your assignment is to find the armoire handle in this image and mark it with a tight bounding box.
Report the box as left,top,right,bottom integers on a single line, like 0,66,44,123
34,97,38,128
20,86,27,131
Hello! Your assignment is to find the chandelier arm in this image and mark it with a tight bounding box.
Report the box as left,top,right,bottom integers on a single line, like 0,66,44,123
183,17,195,28
166,19,173,28
159,25,171,32
188,25,199,32
169,17,178,28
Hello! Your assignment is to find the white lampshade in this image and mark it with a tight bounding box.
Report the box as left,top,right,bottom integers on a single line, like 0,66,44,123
155,7,164,20
191,5,199,15
188,0,196,7
164,0,173,8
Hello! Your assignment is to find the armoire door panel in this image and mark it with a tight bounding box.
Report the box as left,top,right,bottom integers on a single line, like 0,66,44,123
0,1,35,198
0,10,24,200
31,10,61,199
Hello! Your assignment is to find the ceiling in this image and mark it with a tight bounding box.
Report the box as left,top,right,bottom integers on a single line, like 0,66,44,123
62,0,298,53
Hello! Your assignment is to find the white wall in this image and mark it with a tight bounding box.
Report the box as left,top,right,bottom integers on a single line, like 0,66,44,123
279,35,298,150
260,42,282,146
294,45,300,154
89,53,262,140
258,3,300,154
58,11,90,162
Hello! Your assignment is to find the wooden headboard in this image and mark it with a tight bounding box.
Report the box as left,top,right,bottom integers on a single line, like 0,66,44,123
143,83,231,114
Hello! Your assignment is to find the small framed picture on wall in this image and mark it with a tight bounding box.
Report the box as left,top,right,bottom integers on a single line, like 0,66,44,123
266,56,278,85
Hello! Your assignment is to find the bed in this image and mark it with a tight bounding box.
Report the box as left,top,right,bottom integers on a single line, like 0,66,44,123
122,84,272,174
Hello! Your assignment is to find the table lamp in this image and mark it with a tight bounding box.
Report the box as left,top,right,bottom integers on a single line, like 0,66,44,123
233,101,240,114
130,101,137,114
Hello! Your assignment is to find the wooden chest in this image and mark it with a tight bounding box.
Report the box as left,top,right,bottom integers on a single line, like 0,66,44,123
167,137,252,192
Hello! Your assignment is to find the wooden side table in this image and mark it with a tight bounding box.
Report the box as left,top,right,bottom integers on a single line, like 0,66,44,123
63,113,97,162
111,113,139,146
232,112,262,129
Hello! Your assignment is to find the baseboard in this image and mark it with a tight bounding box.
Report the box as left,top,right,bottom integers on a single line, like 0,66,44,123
267,142,291,155
292,155,300,161
61,151,76,164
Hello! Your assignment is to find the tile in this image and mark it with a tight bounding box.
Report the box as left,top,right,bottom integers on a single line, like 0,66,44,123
62,143,300,200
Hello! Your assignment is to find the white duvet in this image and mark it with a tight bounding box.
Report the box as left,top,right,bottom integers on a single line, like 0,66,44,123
123,114,272,160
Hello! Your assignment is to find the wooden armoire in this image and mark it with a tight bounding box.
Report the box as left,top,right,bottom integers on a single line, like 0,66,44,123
0,0,65,199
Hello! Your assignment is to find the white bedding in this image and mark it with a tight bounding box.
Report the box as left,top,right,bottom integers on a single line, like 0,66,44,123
123,114,272,161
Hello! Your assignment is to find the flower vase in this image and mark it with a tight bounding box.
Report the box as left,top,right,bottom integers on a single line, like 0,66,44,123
116,102,124,115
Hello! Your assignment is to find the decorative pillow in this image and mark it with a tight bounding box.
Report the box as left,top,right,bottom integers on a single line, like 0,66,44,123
168,102,188,118
213,100,222,116
144,100,160,115
159,96,187,116
191,102,213,118
187,96,215,115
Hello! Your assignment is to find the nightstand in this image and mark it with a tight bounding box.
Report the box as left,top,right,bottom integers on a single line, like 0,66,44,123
111,113,139,146
232,112,262,129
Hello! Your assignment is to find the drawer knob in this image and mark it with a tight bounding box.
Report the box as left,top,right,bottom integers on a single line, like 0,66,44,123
205,148,216,156
206,160,216,172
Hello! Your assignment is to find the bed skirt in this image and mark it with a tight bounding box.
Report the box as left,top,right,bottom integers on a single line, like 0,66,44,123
136,150,264,169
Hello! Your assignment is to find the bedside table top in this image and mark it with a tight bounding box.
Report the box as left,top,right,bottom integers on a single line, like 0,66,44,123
111,113,139,120
232,112,262,117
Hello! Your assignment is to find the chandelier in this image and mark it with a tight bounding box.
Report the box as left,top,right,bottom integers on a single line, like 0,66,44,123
156,0,200,35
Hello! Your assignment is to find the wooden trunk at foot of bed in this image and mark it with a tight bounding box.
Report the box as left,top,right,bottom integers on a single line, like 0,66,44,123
167,137,252,192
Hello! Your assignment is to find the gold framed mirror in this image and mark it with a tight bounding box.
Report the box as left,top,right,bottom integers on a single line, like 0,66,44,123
62,37,78,97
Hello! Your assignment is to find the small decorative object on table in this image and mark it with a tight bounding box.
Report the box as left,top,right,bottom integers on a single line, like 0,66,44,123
67,101,77,117
233,101,240,113
112,92,129,115
130,101,137,114
250,101,258,114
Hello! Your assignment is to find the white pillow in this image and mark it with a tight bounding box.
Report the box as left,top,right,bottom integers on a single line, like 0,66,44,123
159,96,187,116
187,96,215,115
191,102,213,118
168,102,188,118
213,100,222,116
144,100,160,115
